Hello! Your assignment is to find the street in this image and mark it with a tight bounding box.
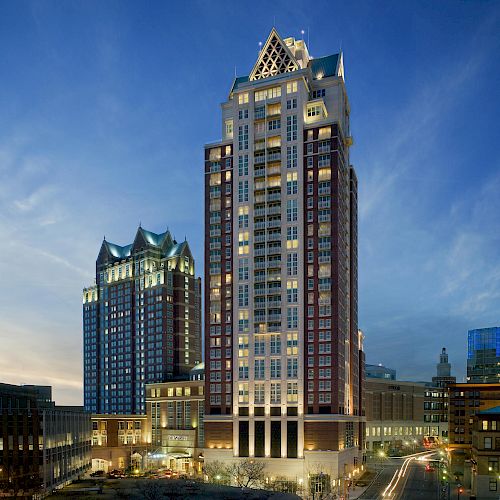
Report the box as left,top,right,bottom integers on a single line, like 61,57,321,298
396,461,439,500
357,453,441,500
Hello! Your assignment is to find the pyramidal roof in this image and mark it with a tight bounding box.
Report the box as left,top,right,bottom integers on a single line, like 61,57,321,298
249,28,299,81
98,227,190,264
231,28,343,94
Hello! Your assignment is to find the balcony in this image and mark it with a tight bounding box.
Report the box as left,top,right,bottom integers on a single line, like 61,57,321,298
267,219,281,229
267,193,282,202
267,313,282,322
267,245,282,255
267,299,281,308
254,168,265,178
267,165,281,176
267,233,281,242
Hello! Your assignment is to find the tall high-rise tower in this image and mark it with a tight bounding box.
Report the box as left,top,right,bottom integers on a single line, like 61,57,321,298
204,29,363,486
83,227,202,415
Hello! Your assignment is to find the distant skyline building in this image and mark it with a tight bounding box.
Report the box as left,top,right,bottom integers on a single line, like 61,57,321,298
432,347,456,388
83,226,202,415
366,364,396,380
467,327,500,384
203,27,363,488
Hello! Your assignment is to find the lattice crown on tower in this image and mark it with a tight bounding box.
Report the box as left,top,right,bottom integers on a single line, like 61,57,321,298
249,28,299,81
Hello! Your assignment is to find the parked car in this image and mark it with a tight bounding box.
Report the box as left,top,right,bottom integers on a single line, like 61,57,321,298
90,470,105,477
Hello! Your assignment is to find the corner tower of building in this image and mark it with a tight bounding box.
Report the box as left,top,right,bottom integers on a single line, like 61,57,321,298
203,28,362,486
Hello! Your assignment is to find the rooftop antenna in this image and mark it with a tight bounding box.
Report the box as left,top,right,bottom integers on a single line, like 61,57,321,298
258,41,262,53
234,65,237,78
307,27,310,50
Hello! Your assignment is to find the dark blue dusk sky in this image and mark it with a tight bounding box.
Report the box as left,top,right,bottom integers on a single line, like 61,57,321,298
0,0,499,404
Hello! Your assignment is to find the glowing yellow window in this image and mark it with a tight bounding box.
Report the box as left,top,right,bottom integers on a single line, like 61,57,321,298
238,232,249,255
238,93,249,104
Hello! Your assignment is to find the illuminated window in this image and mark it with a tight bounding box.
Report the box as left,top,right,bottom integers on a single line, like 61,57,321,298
287,382,298,402
287,280,298,303
255,86,281,102
318,126,331,139
238,311,249,333
238,93,249,104
287,226,298,249
238,359,249,379
287,81,298,93
238,383,249,403
287,332,298,355
238,206,249,229
238,232,249,255
286,172,298,195
307,105,322,117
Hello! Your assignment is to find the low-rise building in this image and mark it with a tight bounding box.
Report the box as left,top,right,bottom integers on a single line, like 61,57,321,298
90,363,205,475
90,414,148,472
145,362,205,474
364,378,425,452
0,384,91,496
471,407,500,498
448,383,500,448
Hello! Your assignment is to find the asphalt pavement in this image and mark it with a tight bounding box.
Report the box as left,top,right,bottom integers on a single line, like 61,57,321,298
396,461,439,500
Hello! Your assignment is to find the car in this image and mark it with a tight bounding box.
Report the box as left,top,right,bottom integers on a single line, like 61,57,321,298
108,469,126,478
425,464,435,472
90,470,105,477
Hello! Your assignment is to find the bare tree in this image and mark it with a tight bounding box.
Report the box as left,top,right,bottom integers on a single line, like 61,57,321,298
229,459,266,488
204,460,231,484
135,480,164,500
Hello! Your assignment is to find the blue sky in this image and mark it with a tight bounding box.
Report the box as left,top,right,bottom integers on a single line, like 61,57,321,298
0,0,499,404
